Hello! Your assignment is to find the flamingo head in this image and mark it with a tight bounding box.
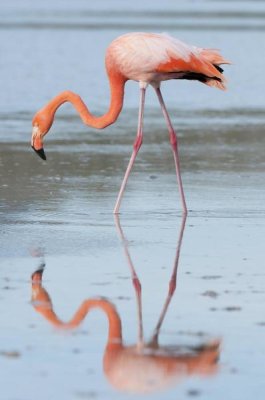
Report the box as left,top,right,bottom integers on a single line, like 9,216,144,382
31,111,54,160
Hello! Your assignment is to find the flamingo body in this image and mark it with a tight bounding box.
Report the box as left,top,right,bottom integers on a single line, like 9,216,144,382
107,32,228,89
31,32,230,213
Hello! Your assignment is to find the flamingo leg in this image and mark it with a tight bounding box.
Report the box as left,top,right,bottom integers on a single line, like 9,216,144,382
114,215,144,348
150,213,187,345
155,87,187,215
113,87,146,214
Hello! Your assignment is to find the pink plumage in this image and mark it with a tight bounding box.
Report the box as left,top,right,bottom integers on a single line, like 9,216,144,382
107,32,230,90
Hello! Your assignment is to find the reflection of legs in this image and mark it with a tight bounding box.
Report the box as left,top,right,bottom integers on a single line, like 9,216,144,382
113,87,146,214
114,215,144,348
155,87,187,215
150,214,187,345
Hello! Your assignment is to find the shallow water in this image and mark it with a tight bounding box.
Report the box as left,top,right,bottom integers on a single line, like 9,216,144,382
1,1,265,399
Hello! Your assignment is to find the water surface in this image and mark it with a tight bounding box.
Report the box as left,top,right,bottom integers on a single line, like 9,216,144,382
1,1,265,399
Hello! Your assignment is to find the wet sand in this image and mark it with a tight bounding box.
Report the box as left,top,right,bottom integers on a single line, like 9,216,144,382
1,1,265,399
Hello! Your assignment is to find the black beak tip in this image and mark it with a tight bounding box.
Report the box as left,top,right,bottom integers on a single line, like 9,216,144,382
31,266,45,281
32,146,46,161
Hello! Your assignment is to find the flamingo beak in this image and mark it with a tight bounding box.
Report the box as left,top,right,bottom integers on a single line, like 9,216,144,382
31,265,45,283
31,146,47,161
31,126,46,161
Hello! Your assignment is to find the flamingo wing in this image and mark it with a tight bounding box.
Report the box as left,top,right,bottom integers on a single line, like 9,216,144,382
108,33,230,90
154,34,230,90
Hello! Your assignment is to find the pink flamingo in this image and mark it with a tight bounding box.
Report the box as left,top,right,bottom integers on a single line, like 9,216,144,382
31,32,230,214
30,216,220,393
31,266,219,394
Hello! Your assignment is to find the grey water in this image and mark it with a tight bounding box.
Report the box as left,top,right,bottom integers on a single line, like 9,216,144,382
1,1,265,399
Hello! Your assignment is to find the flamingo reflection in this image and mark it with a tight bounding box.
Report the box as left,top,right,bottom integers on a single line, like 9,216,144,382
31,216,220,394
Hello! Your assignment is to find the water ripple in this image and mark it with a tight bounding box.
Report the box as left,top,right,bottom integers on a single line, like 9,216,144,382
1,8,265,32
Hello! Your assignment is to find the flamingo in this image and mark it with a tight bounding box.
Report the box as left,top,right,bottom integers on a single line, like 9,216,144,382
31,270,220,394
31,32,230,214
30,216,220,393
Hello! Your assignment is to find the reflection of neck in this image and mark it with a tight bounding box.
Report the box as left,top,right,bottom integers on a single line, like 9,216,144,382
33,292,122,346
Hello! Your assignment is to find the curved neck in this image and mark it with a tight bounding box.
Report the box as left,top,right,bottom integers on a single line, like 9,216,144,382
67,299,123,345
42,72,126,129
33,295,122,345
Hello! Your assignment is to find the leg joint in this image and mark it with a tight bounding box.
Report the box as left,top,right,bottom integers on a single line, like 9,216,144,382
170,133,178,148
133,135,143,151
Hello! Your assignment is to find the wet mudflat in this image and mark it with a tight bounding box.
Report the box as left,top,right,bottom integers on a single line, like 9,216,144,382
1,1,265,399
